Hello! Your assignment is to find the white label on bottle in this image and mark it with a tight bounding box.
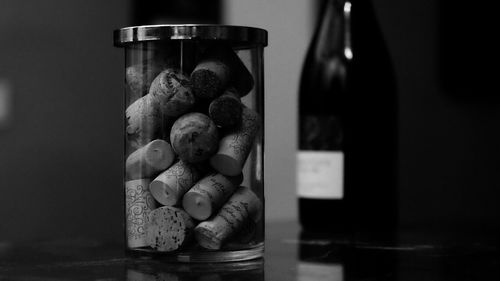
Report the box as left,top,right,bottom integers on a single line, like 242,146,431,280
298,262,344,281
297,151,344,199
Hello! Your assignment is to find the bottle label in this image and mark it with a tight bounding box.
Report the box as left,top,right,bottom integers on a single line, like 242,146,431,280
297,151,344,199
298,262,344,281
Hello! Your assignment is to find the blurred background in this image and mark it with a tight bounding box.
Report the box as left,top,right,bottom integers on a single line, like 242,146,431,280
1,0,499,243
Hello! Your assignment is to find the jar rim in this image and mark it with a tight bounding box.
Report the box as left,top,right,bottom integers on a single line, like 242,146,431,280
114,24,268,47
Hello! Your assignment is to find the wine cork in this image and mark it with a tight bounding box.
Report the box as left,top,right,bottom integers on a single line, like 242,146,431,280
227,219,257,245
126,139,175,180
126,68,192,149
191,98,211,116
208,88,243,129
126,46,186,100
126,60,165,100
146,206,195,252
190,59,230,100
149,69,195,118
170,112,219,163
149,160,204,206
210,107,260,176
126,94,162,149
191,44,254,99
125,179,158,248
182,172,243,221
194,186,263,250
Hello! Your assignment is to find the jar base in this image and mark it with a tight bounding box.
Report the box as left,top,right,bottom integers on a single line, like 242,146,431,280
126,243,264,263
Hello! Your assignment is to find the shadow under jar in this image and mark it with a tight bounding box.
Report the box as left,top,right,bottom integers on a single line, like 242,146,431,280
114,25,267,262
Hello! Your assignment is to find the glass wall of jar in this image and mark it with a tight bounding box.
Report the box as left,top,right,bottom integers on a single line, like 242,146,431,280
114,25,267,262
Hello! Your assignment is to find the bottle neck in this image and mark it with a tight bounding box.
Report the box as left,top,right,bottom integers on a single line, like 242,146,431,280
314,0,352,60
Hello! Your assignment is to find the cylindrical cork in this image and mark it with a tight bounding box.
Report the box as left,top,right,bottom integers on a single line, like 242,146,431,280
126,46,186,101
149,160,204,206
126,60,165,101
126,94,162,149
190,59,230,100
208,88,243,129
182,172,243,221
125,179,158,248
126,139,175,180
210,107,260,176
228,219,257,245
149,69,195,117
170,112,219,163
126,68,193,149
146,206,195,252
190,44,254,99
194,186,263,250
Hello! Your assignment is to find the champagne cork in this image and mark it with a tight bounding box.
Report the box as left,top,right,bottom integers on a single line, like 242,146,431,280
210,107,260,176
170,112,219,163
194,186,263,250
126,139,175,180
191,44,254,99
182,172,243,221
149,69,195,118
126,94,162,149
208,88,243,129
125,179,158,248
146,206,195,252
149,160,204,206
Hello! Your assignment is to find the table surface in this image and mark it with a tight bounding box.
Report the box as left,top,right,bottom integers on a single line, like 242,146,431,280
1,221,499,280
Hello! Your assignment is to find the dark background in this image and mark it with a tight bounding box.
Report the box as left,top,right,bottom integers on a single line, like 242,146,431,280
0,0,128,242
1,0,499,242
377,0,500,231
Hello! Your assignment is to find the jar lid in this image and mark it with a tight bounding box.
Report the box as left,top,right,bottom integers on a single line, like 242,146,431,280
114,24,268,47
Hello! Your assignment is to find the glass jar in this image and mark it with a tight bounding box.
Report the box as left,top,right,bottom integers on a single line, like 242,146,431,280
114,25,267,262
126,259,264,280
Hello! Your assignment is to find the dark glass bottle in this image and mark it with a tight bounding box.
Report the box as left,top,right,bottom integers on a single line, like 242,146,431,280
297,0,398,233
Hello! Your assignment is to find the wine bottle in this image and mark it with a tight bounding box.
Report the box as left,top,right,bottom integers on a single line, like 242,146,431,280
297,0,398,233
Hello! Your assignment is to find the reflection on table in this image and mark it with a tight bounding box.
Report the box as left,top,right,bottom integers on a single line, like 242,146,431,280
125,258,263,281
1,221,499,280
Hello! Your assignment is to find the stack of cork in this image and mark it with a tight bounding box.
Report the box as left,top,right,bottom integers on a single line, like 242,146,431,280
124,43,263,252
